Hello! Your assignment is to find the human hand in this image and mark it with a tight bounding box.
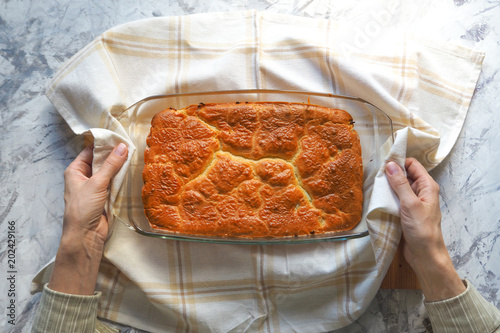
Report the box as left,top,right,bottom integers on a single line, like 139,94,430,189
385,158,444,269
385,158,465,301
49,143,128,295
62,143,128,249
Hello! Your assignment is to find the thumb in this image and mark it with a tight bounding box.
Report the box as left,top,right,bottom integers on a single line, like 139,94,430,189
385,161,416,203
93,143,128,187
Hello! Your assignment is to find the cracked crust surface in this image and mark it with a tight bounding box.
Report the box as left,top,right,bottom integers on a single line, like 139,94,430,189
142,102,363,238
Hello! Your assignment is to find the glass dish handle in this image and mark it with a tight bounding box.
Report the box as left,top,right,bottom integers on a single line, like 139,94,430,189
114,215,135,231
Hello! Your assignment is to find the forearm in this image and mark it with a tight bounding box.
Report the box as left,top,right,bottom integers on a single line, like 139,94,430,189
32,284,119,333
48,233,103,295
32,284,101,333
425,279,500,333
411,251,466,302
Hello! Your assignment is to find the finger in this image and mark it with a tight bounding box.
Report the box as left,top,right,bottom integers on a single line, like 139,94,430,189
405,158,430,184
385,161,418,203
405,158,440,198
92,143,128,187
65,145,93,178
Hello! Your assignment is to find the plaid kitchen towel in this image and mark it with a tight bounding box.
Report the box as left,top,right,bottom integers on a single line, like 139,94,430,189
32,10,483,333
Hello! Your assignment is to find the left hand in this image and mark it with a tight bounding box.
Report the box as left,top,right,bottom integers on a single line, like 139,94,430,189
62,143,128,249
49,143,128,295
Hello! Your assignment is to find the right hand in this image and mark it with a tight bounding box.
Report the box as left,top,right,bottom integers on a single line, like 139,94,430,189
385,158,445,269
385,158,465,301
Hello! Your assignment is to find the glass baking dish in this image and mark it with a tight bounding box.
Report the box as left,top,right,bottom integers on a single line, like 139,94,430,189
114,89,394,244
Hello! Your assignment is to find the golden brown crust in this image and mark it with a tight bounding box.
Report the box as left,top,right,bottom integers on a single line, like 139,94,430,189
142,102,363,238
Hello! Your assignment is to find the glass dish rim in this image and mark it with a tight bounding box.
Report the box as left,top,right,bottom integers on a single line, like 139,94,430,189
119,89,394,122
118,89,394,245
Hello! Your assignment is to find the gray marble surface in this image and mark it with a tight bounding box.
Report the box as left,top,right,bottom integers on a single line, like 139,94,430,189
1,1,499,332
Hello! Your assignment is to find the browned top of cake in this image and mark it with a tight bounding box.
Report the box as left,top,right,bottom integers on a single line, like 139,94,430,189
142,102,363,238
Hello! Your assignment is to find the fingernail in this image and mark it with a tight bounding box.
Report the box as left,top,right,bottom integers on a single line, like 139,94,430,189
386,161,400,175
114,143,127,157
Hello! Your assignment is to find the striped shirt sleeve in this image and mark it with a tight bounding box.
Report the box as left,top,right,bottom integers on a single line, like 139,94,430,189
32,284,118,333
425,279,500,333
